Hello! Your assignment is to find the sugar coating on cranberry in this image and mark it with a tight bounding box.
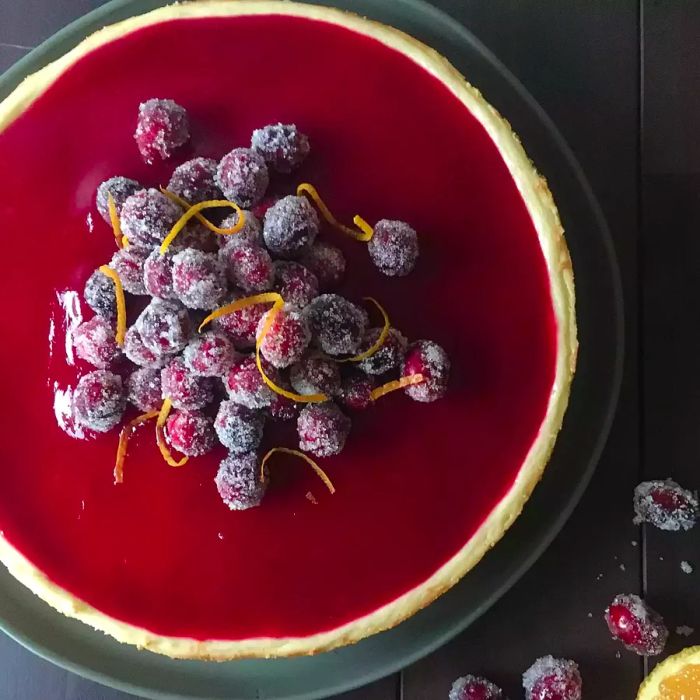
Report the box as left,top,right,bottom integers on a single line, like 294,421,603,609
306,294,368,357
604,593,668,656
120,188,183,247
161,356,214,410
167,157,222,204
215,452,268,511
368,219,419,277
73,370,125,433
109,246,149,295
297,402,351,457
633,478,699,531
218,240,273,293
257,304,311,369
273,261,319,307
216,147,269,207
218,210,263,248
123,325,167,368
134,98,189,163
251,123,310,174
171,249,227,310
402,340,450,402
137,299,191,355
300,240,346,290
522,656,582,700
165,409,215,457
183,331,238,377
84,269,117,319
143,249,176,299
290,351,341,396
339,371,375,411
358,327,408,376
126,367,162,412
449,675,506,700
73,316,120,368
215,400,265,454
263,195,319,257
95,176,141,223
224,355,276,409
268,392,299,422
214,294,267,350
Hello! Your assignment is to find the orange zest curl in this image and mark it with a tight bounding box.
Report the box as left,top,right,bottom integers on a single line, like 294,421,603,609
261,447,335,495
155,398,189,467
296,182,373,242
160,187,247,237
370,373,424,401
338,297,390,363
107,193,127,248
98,265,126,347
114,410,159,484
198,291,284,333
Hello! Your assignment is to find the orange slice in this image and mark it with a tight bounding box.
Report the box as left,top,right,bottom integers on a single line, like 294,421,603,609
637,645,700,699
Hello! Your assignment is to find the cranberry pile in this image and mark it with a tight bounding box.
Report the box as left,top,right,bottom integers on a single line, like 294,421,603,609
64,98,448,510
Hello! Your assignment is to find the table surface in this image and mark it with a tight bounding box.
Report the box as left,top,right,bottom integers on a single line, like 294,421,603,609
0,1,697,698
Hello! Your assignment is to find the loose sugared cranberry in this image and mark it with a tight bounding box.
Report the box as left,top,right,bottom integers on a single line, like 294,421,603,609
215,452,267,511
120,188,182,247
161,356,214,410
251,123,310,173
218,240,273,293
522,656,582,700
134,98,189,163
214,293,267,350
297,402,351,457
109,246,149,295
358,327,407,376
290,351,341,396
224,355,276,409
73,316,120,368
136,299,191,355
633,479,699,531
604,594,668,656
268,391,299,422
216,147,269,207
368,219,419,277
449,675,506,700
167,157,222,203
143,249,176,299
257,304,311,369
339,371,374,411
95,176,141,223
84,268,117,319
273,260,319,307
123,325,167,368
402,340,450,402
300,240,346,290
126,367,162,412
165,409,215,457
183,331,238,377
217,209,262,247
306,294,368,357
171,249,227,310
215,400,265,454
73,370,125,433
263,195,319,257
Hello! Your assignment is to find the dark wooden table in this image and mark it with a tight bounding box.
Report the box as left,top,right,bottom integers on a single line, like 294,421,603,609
0,1,697,698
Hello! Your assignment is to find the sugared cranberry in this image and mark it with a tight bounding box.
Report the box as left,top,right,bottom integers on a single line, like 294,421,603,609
134,98,189,163
224,355,276,409
217,209,262,247
604,594,668,656
126,367,162,412
161,356,214,410
165,409,215,457
214,293,267,349
402,340,450,402
449,675,506,700
522,656,582,700
633,479,699,531
306,294,368,357
216,147,269,207
218,240,273,293
123,325,167,368
252,195,281,220
215,452,267,511
143,249,177,299
109,246,149,295
300,240,346,290
95,176,141,223
73,316,120,368
290,351,341,396
297,402,351,457
183,331,238,377
257,304,311,369
84,268,117,319
368,219,419,277
273,261,318,307
173,221,218,253
268,391,299,422
251,123,310,174
339,371,374,411
263,195,319,257
73,370,125,433
167,157,222,203
215,400,265,454
358,327,407,376
136,299,191,356
120,188,182,247
171,249,227,310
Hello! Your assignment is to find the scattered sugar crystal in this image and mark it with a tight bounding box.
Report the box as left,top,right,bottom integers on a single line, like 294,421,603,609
681,560,694,574
676,625,694,637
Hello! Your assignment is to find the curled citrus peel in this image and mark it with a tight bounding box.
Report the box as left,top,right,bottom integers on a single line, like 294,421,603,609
198,291,283,333
338,297,390,363
98,265,126,346
155,398,189,467
106,193,128,249
370,373,424,401
261,447,335,495
297,183,373,242
160,187,247,237
114,410,159,484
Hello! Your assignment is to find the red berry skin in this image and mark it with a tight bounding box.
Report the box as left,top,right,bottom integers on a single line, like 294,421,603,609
449,675,506,700
165,410,215,457
134,98,189,163
339,371,374,411
523,656,581,700
604,594,668,656
633,478,699,531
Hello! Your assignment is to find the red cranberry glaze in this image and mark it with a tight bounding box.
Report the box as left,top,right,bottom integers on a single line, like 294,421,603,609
633,478,699,531
402,340,450,402
272,260,319,307
218,240,273,293
134,98,189,163
183,331,238,377
368,219,419,277
522,656,582,700
214,293,267,349
224,355,276,409
109,245,149,295
95,176,141,223
136,298,191,356
120,188,182,247
263,194,319,257
83,268,117,319
297,401,351,457
73,370,125,433
161,356,214,410
126,367,162,412
358,327,407,376
167,157,222,204
604,593,668,656
215,400,265,454
339,370,374,411
165,409,215,457
215,452,268,511
257,304,311,369
73,316,120,368
216,147,269,207
123,325,167,368
290,351,341,396
143,249,176,300
171,249,227,310
449,675,506,700
306,293,368,357
251,122,310,174
300,240,346,290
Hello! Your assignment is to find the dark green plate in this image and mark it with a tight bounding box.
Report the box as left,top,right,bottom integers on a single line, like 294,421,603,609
0,1,622,698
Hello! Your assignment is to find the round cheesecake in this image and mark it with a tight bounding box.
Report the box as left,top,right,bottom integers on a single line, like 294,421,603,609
0,1,576,659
